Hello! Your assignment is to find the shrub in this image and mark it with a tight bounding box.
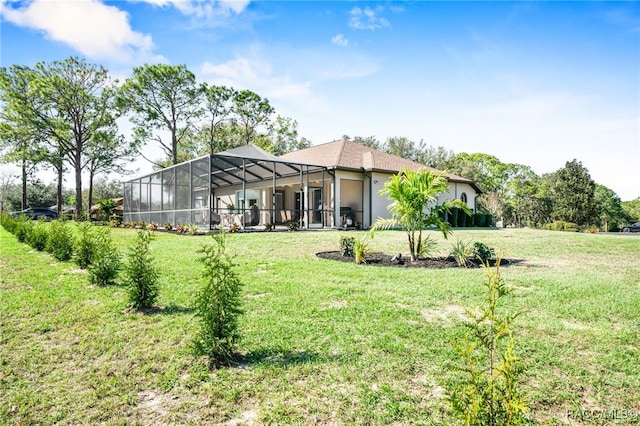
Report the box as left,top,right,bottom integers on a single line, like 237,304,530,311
287,221,299,231
192,231,244,367
123,229,159,310
75,223,97,269
472,242,495,263
450,239,473,267
446,251,529,425
353,237,369,265
339,236,355,257
162,222,173,231
29,222,49,251
47,220,74,262
15,219,34,244
474,213,487,227
450,207,460,228
0,213,18,233
88,228,121,286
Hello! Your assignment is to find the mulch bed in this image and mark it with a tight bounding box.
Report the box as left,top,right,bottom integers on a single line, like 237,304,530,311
315,251,510,268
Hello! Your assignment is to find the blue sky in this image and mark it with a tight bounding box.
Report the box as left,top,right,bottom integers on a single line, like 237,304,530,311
1,0,639,200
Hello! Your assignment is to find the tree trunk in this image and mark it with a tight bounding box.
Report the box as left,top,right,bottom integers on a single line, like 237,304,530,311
75,149,83,218
21,157,27,209
88,169,95,218
56,164,63,216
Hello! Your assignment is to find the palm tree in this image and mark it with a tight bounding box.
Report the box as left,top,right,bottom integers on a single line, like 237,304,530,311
370,167,470,261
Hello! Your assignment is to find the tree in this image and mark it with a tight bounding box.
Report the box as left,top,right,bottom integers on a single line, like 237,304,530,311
349,135,382,150
593,184,624,232
622,198,640,222
422,145,455,170
233,89,274,145
1,58,120,215
119,64,202,166
269,115,311,155
0,66,49,210
383,136,428,163
199,84,236,154
370,167,470,261
549,159,596,226
84,125,137,209
0,168,16,212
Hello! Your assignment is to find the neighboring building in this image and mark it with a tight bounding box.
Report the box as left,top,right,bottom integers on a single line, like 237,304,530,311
123,140,481,230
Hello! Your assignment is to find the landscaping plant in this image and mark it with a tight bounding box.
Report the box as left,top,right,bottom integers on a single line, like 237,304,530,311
446,251,529,425
353,237,369,265
88,228,121,286
74,222,97,269
46,220,74,262
450,239,473,268
123,229,159,310
472,242,495,263
370,167,470,261
192,231,244,367
28,222,49,252
339,235,355,257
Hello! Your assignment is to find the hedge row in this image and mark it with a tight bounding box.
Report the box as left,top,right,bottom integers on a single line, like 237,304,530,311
442,208,494,228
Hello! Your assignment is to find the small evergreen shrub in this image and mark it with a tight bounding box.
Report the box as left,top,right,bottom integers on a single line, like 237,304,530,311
339,235,355,257
46,220,74,261
15,218,33,243
287,221,299,231
446,251,529,425
88,228,121,286
474,213,486,227
124,229,159,310
192,231,244,367
75,222,97,269
472,242,495,263
29,222,49,251
0,213,18,233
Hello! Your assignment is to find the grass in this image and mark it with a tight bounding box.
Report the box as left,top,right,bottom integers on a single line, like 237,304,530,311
1,226,639,425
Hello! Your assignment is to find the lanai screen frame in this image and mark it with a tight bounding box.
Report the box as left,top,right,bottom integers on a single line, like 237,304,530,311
123,150,330,230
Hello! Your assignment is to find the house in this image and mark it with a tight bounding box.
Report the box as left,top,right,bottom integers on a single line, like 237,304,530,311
280,139,482,229
122,140,481,230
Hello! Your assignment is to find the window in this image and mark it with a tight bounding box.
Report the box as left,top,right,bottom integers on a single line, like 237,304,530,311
460,192,468,204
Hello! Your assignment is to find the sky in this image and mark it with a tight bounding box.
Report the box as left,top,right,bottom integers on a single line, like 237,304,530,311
1,0,639,200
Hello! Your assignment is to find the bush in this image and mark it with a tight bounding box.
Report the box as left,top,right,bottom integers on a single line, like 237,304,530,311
353,237,369,265
123,229,159,310
339,236,355,257
16,220,34,244
192,231,244,367
29,222,49,251
450,207,460,228
450,239,473,267
474,213,487,227
75,223,97,269
0,213,18,233
88,228,121,286
545,221,579,232
472,242,495,263
446,251,529,425
46,220,74,262
287,221,299,231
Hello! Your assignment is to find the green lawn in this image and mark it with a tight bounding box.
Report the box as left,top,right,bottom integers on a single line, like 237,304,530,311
1,226,639,425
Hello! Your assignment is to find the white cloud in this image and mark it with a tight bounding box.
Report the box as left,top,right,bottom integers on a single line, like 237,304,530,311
332,33,349,47
0,0,162,63
130,0,250,17
349,6,390,31
200,56,311,101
